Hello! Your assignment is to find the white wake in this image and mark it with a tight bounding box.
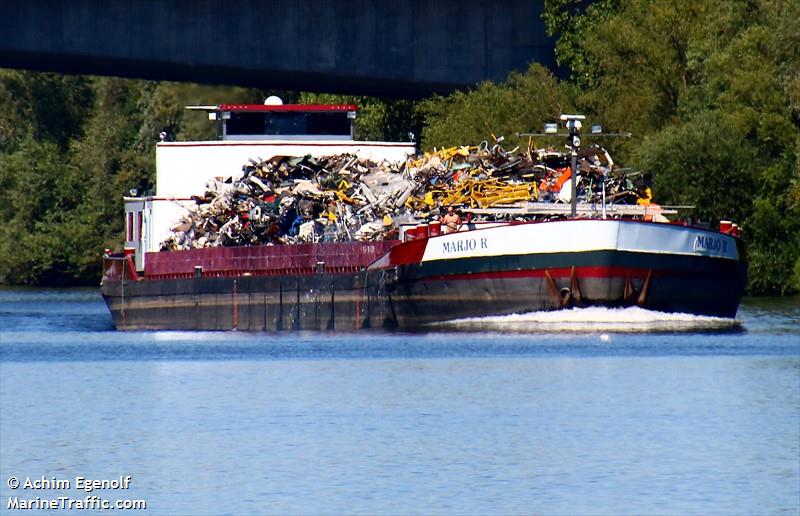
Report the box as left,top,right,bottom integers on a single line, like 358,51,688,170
429,306,741,333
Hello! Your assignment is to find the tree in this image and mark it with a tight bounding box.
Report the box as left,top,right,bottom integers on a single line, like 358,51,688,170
0,73,284,285
0,138,72,284
0,70,93,152
3,0,798,294
574,0,800,294
542,0,620,82
417,64,569,150
297,92,421,143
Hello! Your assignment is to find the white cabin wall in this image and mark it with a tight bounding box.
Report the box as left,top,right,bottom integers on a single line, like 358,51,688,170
148,199,197,252
123,199,145,270
156,140,415,198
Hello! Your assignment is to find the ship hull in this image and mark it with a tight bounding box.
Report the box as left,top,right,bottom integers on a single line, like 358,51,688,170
378,252,746,329
101,273,394,331
101,220,747,330
372,220,747,327
101,241,399,331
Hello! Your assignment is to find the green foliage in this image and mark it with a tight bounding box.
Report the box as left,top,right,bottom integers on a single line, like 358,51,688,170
0,72,270,285
589,0,800,294
793,256,800,293
580,0,719,138
0,70,93,152
632,112,758,224
541,0,620,82
0,137,92,284
1,0,798,295
298,92,421,142
418,64,568,150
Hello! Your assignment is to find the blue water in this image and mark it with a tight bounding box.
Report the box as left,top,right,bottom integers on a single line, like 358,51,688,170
1,289,798,515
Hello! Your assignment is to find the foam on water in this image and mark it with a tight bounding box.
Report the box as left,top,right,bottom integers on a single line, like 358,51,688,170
429,306,742,333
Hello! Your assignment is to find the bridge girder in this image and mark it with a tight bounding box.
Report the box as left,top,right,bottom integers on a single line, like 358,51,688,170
0,0,557,97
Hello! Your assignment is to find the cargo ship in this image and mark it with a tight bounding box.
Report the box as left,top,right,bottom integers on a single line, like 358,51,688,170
100,102,747,330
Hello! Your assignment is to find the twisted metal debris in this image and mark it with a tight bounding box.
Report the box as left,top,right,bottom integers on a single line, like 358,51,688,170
161,142,653,250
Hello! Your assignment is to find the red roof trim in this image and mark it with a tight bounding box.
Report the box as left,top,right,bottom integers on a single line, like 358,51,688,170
158,142,415,148
217,104,358,112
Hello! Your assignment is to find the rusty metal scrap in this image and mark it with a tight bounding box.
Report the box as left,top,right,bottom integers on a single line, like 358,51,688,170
161,142,654,251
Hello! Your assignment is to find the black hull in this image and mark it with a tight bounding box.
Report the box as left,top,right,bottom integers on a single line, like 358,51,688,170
102,273,393,331
101,250,746,331
384,250,748,327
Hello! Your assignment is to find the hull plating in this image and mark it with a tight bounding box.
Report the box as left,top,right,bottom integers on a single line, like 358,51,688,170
101,220,747,330
102,252,746,330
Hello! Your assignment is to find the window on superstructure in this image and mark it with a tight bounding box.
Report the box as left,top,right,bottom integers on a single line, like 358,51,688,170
226,112,266,136
307,112,351,135
265,112,350,136
224,110,352,138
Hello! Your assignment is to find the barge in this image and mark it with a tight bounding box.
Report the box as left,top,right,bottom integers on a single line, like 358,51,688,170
101,103,747,330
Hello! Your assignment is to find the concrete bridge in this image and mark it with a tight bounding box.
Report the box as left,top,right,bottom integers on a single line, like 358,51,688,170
0,0,557,97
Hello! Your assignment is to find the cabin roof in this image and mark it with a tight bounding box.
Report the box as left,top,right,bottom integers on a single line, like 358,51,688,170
186,104,358,112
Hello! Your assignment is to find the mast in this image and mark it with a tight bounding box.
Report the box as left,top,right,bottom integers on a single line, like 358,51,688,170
561,114,585,218
519,114,631,219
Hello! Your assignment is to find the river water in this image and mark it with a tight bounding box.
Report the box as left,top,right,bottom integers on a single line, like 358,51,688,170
0,289,798,515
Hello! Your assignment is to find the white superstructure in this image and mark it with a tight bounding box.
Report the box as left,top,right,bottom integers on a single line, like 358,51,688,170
123,101,416,271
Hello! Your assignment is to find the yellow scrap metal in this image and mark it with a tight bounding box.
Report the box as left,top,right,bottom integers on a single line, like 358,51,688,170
334,190,357,204
422,177,539,209
407,146,478,169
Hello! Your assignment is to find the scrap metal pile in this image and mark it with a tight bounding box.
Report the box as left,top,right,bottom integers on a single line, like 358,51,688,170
161,143,654,250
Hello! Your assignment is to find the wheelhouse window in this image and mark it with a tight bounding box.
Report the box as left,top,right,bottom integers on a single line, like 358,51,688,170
224,110,353,139
265,112,351,136
226,113,268,136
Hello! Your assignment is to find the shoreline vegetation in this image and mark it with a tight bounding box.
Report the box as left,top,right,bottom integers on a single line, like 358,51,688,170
1,0,798,295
